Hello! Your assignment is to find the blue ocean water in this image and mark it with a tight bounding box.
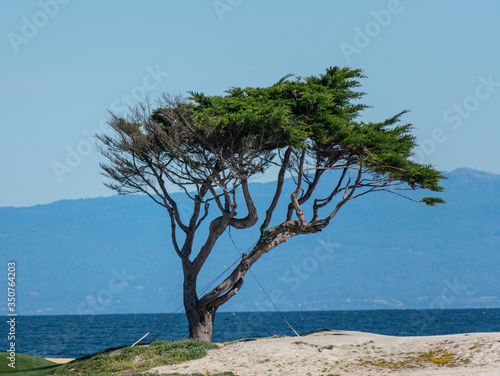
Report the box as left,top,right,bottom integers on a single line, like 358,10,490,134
3,309,500,358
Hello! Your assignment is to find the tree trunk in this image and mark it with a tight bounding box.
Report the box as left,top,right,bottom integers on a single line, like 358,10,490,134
186,304,216,342
183,276,216,342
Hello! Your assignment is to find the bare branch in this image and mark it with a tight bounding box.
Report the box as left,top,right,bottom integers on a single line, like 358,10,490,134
260,147,292,232
288,147,307,224
229,178,258,229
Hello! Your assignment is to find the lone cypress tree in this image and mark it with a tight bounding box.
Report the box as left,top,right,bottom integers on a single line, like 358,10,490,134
98,67,444,341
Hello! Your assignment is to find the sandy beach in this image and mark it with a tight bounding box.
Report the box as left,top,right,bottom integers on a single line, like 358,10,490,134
149,330,500,376
43,358,75,364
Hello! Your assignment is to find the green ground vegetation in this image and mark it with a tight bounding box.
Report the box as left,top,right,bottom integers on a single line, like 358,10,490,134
0,339,227,376
360,347,470,370
0,352,58,374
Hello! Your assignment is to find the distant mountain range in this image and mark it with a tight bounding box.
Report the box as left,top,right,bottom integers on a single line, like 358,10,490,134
1,168,499,315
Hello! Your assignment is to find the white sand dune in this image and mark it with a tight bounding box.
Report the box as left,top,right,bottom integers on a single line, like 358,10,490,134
150,330,500,376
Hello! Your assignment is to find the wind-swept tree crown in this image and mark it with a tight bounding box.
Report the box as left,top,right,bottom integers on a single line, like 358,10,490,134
168,67,442,199
101,67,444,206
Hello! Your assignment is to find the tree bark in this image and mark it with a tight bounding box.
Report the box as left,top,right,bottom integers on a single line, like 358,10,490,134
185,303,216,342
183,272,216,342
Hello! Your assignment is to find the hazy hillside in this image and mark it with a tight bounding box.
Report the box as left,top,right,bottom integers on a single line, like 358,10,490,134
1,168,499,315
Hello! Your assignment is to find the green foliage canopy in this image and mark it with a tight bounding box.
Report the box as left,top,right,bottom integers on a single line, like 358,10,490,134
146,66,444,204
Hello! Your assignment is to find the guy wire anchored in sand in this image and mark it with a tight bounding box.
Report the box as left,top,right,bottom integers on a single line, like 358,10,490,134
131,230,299,347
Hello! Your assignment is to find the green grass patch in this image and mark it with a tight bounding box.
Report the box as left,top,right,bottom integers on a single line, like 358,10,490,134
0,352,58,374
31,339,219,375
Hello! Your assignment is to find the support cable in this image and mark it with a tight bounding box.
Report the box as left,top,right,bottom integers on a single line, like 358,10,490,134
226,229,300,337
131,254,243,346
145,255,243,343
131,225,298,347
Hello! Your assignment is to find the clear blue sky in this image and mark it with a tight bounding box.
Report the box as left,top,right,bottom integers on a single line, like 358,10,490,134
1,0,499,207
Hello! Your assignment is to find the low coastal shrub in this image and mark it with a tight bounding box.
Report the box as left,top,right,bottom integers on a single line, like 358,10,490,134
360,347,469,370
41,339,219,375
